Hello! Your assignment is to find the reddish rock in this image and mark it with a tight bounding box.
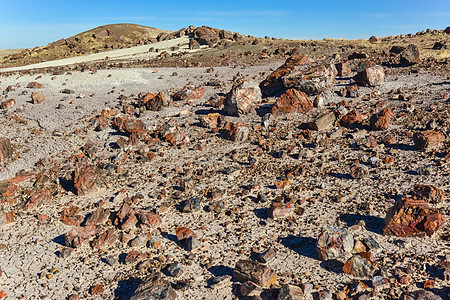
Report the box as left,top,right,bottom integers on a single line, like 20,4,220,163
165,132,188,146
125,250,148,264
60,205,83,226
413,184,445,204
188,39,200,50
0,138,13,161
31,92,45,104
383,198,445,237
269,201,295,219
137,212,162,228
272,89,313,115
91,229,118,249
27,82,44,88
353,65,385,87
0,99,15,109
199,113,221,130
221,121,249,142
343,252,377,278
370,108,393,130
335,61,351,77
114,202,138,230
413,130,445,151
73,160,97,196
316,227,354,260
260,54,311,96
85,207,110,226
175,227,198,242
90,284,104,295
130,272,177,300
224,80,262,116
350,164,369,179
113,116,147,138
64,225,96,248
139,91,171,111
0,181,17,198
23,189,52,210
234,260,277,287
0,212,14,225
340,109,362,127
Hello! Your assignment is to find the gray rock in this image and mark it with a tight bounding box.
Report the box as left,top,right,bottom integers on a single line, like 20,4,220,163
316,227,354,260
131,272,177,300
278,284,304,300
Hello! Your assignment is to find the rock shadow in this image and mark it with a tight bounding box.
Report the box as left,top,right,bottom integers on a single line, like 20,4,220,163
320,259,344,274
52,234,66,247
340,213,384,234
114,277,142,300
329,173,353,180
280,234,317,260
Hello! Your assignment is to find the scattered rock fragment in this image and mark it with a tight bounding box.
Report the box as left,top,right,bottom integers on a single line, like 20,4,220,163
130,272,177,300
27,82,44,88
64,225,96,248
269,201,295,219
114,202,138,230
413,130,445,151
413,184,445,204
353,65,385,87
224,79,262,116
308,112,336,131
31,92,45,104
73,159,98,196
278,284,304,300
0,138,13,161
272,89,313,115
400,44,420,65
23,189,52,210
342,252,377,278
234,260,277,287
316,227,354,260
369,108,393,130
400,290,443,300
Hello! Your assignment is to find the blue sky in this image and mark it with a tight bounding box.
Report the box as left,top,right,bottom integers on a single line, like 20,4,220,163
1,0,449,49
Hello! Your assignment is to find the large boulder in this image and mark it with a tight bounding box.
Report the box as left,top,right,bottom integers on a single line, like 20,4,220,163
353,64,385,87
400,44,420,65
316,227,354,260
281,62,337,95
272,89,313,115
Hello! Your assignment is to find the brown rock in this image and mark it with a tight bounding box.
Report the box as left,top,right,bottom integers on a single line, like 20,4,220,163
85,207,110,226
60,205,83,226
0,138,13,161
199,113,221,130
73,159,97,196
140,91,171,111
114,202,138,230
0,99,15,109
125,250,148,264
234,260,277,287
130,272,177,300
91,229,118,249
370,108,393,130
383,197,445,237
221,121,250,142
90,284,104,295
31,92,45,104
353,65,385,87
335,61,351,77
413,184,445,204
23,189,52,210
308,112,336,131
316,227,354,260
278,284,304,300
272,89,313,115
188,39,200,50
350,164,369,179
342,252,377,278
413,130,445,151
165,132,188,146
224,80,262,116
64,225,96,248
137,212,162,228
400,44,420,65
175,227,198,242
27,82,44,88
340,109,362,127
400,290,443,300
269,202,296,219
260,54,311,96
281,62,337,95
0,181,17,198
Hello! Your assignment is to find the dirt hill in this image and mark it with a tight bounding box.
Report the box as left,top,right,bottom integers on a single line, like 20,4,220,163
0,23,171,67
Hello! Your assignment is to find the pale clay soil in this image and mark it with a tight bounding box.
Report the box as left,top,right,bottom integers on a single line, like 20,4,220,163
0,62,449,300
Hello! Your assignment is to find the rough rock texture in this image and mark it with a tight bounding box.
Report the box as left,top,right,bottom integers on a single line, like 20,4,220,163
316,227,354,260
224,80,262,116
278,284,304,300
353,65,385,87
400,44,421,65
342,252,377,278
370,108,393,130
413,184,445,204
234,260,277,287
0,138,13,161
400,290,443,300
130,272,177,300
383,198,445,237
73,159,98,196
413,130,445,151
31,92,45,104
272,89,313,115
